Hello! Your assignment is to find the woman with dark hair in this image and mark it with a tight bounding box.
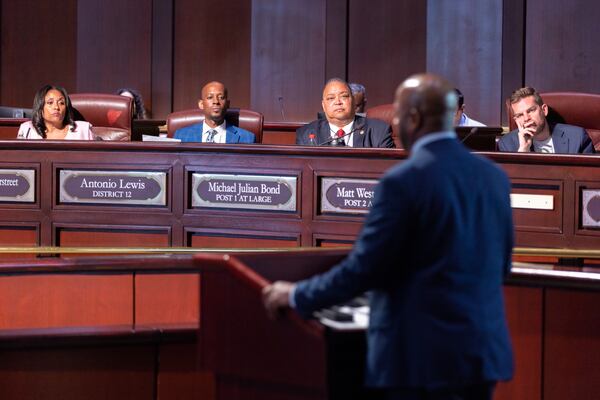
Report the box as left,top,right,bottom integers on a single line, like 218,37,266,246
117,88,148,119
17,84,94,140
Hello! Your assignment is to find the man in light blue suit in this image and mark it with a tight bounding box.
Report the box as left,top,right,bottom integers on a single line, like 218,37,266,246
264,74,514,400
174,81,255,143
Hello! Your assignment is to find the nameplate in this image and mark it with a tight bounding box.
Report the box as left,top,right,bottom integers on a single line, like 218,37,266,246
582,189,600,228
192,173,296,211
0,169,35,203
510,193,554,210
59,170,167,206
321,178,378,215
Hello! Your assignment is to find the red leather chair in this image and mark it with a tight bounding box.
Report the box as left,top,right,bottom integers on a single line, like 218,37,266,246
70,93,133,141
166,108,263,143
365,104,401,148
506,92,600,151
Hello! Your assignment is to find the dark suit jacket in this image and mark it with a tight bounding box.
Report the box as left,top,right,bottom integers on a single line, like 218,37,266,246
293,136,514,388
296,116,395,148
174,122,255,143
497,123,595,153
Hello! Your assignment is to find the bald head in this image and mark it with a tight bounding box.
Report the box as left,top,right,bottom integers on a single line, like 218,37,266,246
393,73,457,150
201,81,228,99
198,81,230,128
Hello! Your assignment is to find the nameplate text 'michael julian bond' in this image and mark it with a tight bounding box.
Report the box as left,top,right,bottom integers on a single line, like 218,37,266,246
192,173,297,211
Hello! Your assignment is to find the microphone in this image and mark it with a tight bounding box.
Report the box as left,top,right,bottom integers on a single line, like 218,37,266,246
460,127,478,144
318,125,365,146
278,96,286,121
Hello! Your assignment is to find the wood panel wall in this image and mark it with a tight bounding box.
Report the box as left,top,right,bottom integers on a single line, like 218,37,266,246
251,0,327,123
500,0,526,124
1,0,599,125
525,0,600,93
0,0,77,107
76,0,153,112
427,0,502,126
172,0,252,112
348,0,427,110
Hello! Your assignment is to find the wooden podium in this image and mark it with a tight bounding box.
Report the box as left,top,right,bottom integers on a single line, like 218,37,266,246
194,249,373,400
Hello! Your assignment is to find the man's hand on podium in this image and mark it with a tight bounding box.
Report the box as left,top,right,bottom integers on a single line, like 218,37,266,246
262,281,296,319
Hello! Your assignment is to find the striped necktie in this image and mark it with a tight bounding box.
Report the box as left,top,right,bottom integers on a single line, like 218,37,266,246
206,129,217,143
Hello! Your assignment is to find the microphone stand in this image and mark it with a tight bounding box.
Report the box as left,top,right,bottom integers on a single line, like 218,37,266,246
278,96,286,121
318,125,364,146
460,127,479,144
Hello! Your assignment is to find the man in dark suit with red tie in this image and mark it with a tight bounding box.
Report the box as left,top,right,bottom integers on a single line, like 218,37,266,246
296,78,395,148
265,73,514,399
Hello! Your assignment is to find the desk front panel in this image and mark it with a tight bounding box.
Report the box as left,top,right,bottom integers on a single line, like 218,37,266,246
0,142,597,250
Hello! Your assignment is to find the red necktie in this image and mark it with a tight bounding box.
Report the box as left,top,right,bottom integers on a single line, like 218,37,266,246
336,129,346,145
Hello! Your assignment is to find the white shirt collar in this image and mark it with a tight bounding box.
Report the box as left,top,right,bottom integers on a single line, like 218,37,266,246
329,120,355,147
202,121,227,143
410,130,456,157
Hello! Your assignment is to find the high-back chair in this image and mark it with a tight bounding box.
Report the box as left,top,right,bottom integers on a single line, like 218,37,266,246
506,92,600,151
0,106,33,118
166,108,263,143
70,93,133,141
365,104,401,148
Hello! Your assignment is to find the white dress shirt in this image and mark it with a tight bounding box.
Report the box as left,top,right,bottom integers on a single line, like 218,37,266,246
202,121,227,143
458,113,486,127
329,120,355,147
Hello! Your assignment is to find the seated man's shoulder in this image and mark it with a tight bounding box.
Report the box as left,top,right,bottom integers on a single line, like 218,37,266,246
553,123,591,142
174,123,203,140
462,114,486,127
295,119,322,145
297,119,321,133
554,123,596,153
231,125,256,143
496,129,519,152
501,128,519,139
554,123,586,134
501,128,519,138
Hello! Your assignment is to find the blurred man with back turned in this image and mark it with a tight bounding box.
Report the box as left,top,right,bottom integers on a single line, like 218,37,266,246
174,81,255,143
498,86,594,153
265,73,514,400
296,78,394,147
